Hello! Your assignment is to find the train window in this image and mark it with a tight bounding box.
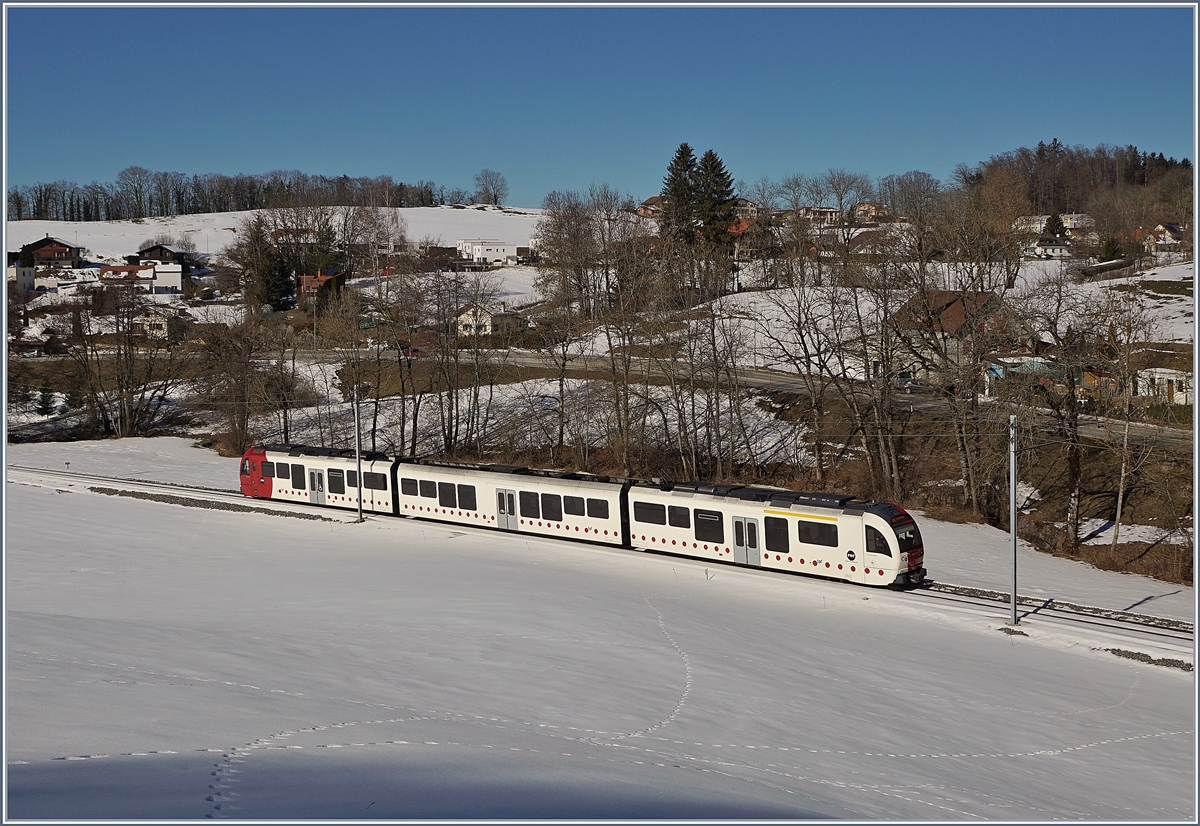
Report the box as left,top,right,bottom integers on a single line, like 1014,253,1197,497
261,461,274,478
401,477,419,496
541,493,562,521
419,479,437,498
291,463,306,490
519,491,540,519
798,520,838,548
457,484,477,511
764,516,789,552
364,472,388,491
668,506,690,529
633,501,667,525
735,520,744,546
328,469,345,495
866,526,892,556
438,482,457,508
240,459,250,475
563,495,585,516
586,498,609,519
895,523,922,553
694,509,724,543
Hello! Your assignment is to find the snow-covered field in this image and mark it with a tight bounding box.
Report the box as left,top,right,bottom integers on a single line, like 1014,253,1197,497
5,437,1194,818
5,205,544,265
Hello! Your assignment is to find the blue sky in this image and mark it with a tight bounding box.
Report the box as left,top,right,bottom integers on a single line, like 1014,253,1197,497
5,5,1195,208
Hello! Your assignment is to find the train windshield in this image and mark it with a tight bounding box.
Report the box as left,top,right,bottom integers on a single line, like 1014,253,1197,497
895,523,922,552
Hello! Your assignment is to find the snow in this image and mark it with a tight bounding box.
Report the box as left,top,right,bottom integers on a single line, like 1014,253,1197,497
6,205,544,265
5,438,1194,818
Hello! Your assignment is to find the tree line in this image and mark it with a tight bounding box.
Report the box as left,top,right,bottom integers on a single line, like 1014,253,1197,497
6,167,509,222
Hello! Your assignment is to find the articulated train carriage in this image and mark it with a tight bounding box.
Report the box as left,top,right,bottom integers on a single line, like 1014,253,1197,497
241,444,926,588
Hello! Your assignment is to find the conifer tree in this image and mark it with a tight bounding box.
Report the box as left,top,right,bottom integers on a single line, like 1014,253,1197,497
660,143,698,243
1043,212,1065,238
694,149,737,245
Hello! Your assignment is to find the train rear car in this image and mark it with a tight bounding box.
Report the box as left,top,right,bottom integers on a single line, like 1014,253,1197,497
240,444,397,516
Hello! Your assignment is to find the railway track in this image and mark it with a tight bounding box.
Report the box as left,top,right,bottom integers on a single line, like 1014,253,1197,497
9,464,1194,655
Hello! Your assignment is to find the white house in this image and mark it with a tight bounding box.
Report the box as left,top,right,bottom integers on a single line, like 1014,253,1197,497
456,239,520,267
1022,236,1072,260
1015,213,1095,235
455,302,528,336
7,265,35,294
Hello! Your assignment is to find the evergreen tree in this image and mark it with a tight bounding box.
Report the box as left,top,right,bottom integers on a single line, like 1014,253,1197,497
1099,236,1124,263
660,142,698,243
694,149,737,245
1043,212,1065,238
18,246,35,268
37,382,56,416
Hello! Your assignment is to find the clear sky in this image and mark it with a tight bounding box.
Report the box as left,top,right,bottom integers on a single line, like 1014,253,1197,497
5,5,1195,208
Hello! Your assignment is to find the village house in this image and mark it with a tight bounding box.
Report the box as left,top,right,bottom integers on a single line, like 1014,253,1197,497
19,236,86,269
455,302,527,337
1022,236,1072,260
1130,344,1193,406
636,196,664,218
131,307,193,344
890,290,1033,384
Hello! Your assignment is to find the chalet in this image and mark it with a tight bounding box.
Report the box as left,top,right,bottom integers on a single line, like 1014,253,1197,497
20,236,85,269
138,244,193,269
131,307,193,344
636,196,664,218
890,290,1033,382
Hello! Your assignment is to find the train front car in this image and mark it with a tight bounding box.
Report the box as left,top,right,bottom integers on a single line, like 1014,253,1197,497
625,482,926,588
861,502,926,587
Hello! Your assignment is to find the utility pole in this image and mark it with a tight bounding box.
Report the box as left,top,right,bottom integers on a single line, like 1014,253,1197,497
354,385,363,524
1009,414,1018,626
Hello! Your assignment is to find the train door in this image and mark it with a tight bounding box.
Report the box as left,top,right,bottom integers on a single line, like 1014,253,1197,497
496,488,518,531
733,517,760,566
863,523,894,583
309,470,325,506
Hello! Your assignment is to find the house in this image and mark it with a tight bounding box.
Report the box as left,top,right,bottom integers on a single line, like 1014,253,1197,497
733,198,760,220
890,290,1033,382
131,307,193,344
636,196,664,218
789,206,842,226
138,244,193,270
19,236,85,269
1130,344,1193,405
853,202,890,223
1149,223,1189,253
456,240,520,267
7,264,36,294
1022,236,1072,259
298,270,347,304
455,302,527,337
1015,213,1095,236
98,263,158,290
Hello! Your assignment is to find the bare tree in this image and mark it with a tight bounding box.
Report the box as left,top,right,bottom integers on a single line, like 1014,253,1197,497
473,169,509,206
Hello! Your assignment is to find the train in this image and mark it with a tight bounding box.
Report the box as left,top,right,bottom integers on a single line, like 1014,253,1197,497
240,443,926,588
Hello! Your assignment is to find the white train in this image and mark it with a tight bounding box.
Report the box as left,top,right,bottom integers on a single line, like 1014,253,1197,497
240,444,926,587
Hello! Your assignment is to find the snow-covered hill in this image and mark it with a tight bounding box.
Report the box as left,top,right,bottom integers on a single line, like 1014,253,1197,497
5,204,544,264
5,438,1194,819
